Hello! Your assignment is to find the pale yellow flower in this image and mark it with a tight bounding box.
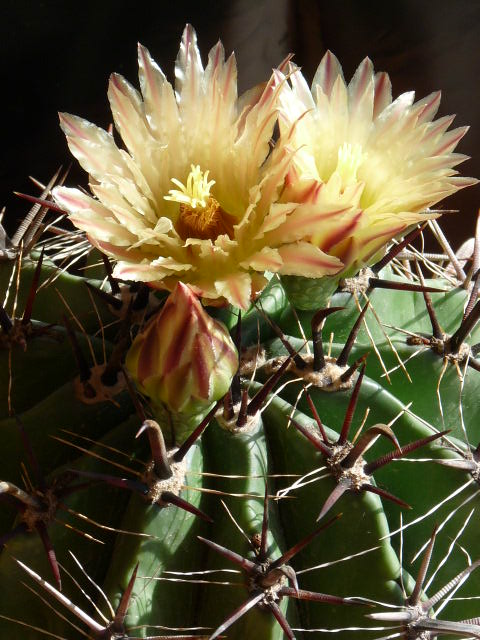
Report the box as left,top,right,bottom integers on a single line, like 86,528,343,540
274,52,477,272
53,26,343,309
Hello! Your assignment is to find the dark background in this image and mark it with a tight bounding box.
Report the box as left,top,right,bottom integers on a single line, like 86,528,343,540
1,0,479,248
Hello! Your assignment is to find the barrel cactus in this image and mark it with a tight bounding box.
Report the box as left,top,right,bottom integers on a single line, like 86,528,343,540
2,24,480,640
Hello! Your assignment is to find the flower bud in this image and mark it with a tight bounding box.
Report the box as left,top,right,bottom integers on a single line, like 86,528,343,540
126,283,238,415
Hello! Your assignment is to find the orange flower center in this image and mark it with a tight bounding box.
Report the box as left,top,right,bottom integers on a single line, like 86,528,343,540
176,198,235,241
165,164,235,241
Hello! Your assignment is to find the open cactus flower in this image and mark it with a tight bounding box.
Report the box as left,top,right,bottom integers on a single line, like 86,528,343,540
4,22,480,640
52,24,345,310
274,52,477,277
53,26,476,312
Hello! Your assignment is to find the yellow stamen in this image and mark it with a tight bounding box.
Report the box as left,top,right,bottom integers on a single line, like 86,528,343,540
164,165,235,241
165,164,216,209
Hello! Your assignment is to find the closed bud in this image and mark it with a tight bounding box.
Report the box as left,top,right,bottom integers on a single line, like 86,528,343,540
126,283,238,415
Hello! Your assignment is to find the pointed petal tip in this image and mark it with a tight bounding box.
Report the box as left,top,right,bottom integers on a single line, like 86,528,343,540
108,72,123,90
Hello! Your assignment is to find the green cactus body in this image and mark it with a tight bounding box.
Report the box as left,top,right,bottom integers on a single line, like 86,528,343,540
4,253,480,639
101,438,208,635
0,416,137,638
278,272,480,437
0,259,110,329
261,389,404,636
197,416,295,639
0,380,132,490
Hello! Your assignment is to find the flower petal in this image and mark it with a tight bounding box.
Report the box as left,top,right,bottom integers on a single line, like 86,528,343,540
52,187,136,245
240,247,283,272
138,43,180,143
214,273,253,309
277,55,476,273
311,50,345,98
278,242,343,277
59,113,130,183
